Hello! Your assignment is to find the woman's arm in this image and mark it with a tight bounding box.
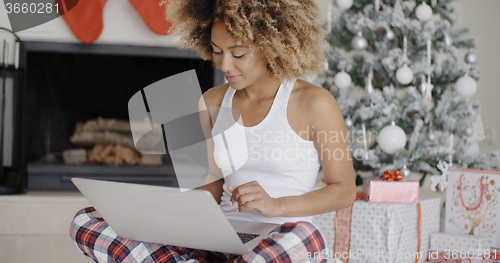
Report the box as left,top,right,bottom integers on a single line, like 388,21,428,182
194,86,227,204
196,177,224,204
273,87,357,216
228,86,357,217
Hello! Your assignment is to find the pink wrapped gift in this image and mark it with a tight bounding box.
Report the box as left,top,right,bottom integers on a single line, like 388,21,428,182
363,178,419,203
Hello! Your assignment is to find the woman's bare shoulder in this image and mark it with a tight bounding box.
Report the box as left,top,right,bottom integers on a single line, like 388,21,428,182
200,84,230,129
202,83,230,108
291,80,344,141
294,79,338,109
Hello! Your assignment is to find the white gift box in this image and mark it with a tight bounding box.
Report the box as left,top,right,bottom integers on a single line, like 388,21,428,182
313,197,440,263
445,169,500,249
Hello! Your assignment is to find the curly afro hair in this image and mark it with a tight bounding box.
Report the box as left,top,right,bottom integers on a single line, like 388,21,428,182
163,0,328,83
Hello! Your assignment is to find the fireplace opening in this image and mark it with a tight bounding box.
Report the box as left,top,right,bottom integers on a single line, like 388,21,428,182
20,42,221,190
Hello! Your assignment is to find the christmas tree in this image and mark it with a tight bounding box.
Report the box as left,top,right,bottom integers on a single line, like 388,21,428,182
321,0,499,181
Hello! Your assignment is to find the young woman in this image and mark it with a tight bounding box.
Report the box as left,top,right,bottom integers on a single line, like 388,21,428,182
70,0,356,262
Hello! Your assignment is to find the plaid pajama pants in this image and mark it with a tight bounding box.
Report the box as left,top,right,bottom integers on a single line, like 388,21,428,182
70,207,326,263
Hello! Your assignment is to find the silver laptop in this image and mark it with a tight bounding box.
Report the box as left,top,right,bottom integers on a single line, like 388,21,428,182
71,178,280,255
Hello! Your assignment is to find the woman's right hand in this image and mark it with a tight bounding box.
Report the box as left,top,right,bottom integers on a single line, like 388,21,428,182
227,181,282,218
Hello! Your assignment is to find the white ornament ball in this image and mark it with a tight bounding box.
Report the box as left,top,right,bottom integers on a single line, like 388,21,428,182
396,65,414,85
386,30,395,40
352,34,368,51
336,0,353,10
456,75,477,98
377,124,407,154
344,117,353,128
415,2,433,21
334,71,352,89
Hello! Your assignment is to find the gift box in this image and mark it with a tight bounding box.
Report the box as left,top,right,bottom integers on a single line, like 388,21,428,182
313,197,440,263
445,169,500,249
363,178,419,203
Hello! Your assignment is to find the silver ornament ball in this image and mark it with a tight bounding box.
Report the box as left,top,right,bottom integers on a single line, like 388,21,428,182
354,149,365,160
401,165,411,177
428,132,436,141
464,50,479,64
352,33,368,51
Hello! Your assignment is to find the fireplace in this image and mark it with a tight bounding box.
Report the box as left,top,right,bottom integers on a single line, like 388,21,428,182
15,41,223,191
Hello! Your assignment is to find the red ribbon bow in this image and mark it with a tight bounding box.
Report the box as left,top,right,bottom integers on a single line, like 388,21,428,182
380,170,403,181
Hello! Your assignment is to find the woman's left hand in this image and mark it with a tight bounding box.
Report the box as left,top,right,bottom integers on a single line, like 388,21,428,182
227,181,281,218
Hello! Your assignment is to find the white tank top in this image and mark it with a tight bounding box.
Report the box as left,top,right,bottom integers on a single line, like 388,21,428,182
210,78,321,225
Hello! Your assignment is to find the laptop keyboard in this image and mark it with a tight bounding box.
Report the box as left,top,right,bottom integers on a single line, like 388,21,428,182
236,232,260,244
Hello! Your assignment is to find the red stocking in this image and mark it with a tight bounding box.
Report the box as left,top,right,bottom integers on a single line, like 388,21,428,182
57,0,108,44
128,0,173,35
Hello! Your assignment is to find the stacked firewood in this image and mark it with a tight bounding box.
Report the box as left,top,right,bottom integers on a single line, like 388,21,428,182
88,144,142,166
66,117,163,166
70,117,135,149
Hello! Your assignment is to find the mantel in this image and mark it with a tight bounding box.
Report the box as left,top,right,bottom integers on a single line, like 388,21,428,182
20,41,202,59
